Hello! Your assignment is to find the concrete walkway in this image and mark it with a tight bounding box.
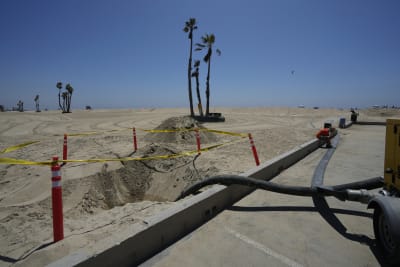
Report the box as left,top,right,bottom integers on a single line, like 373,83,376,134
141,125,387,267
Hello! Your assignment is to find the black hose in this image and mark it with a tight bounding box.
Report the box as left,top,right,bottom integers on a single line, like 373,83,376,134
331,176,384,191
176,175,384,201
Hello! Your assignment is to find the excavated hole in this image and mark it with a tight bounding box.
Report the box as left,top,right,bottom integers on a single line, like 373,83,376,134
72,144,219,215
68,116,222,215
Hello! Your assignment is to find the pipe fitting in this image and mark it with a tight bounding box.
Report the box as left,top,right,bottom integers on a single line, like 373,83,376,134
345,189,375,204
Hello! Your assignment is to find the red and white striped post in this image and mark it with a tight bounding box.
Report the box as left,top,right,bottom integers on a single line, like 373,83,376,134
248,133,260,166
195,128,201,155
133,127,138,152
51,156,64,242
62,134,68,163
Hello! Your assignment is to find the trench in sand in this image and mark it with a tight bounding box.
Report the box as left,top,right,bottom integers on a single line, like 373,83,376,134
65,116,222,215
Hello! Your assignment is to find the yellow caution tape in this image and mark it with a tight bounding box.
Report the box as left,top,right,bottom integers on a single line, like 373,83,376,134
201,129,248,137
141,127,247,137
0,157,50,165
140,128,192,133
53,128,131,137
67,132,99,137
0,141,40,154
0,137,245,166
52,127,246,138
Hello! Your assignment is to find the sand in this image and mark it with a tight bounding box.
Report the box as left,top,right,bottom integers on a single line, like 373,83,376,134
0,107,397,266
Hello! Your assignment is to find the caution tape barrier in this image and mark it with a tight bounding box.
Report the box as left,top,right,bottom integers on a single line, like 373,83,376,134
0,137,245,166
140,128,247,137
60,127,247,138
61,128,129,137
0,141,41,154
0,157,50,165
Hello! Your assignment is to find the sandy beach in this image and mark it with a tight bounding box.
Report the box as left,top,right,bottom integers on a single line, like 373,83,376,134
0,107,397,266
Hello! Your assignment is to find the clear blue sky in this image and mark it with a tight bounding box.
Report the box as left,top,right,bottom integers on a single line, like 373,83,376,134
1,0,399,110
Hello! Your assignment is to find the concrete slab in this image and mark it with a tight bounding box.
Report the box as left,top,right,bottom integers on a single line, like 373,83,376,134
141,125,387,266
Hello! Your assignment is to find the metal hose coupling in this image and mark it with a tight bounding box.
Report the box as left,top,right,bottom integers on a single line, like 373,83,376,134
345,189,376,204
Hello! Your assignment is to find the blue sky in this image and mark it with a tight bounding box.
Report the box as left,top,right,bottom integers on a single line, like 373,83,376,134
1,0,399,111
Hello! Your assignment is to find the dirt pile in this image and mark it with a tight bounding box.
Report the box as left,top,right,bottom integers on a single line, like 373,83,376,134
69,143,219,215
144,116,219,144
64,117,222,216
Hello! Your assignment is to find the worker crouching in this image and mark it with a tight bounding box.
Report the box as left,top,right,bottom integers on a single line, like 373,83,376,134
316,126,336,148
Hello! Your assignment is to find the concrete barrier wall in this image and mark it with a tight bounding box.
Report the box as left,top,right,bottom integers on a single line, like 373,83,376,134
354,121,386,126
344,121,353,128
52,139,322,267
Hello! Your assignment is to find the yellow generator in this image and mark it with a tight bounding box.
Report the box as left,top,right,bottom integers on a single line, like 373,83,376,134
368,118,400,264
384,119,400,191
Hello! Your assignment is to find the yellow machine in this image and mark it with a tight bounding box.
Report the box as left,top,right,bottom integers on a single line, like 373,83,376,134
384,119,400,191
367,118,400,264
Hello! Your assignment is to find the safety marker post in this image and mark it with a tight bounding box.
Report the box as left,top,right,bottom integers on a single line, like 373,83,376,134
133,127,138,152
51,156,64,242
195,128,201,155
248,133,260,166
62,134,68,163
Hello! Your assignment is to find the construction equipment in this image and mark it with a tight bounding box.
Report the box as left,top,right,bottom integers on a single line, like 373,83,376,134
367,119,400,264
179,118,400,265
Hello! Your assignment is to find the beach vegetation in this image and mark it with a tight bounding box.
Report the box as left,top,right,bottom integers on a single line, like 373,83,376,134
34,94,40,112
57,82,74,113
191,60,203,116
195,33,221,116
16,100,24,112
56,82,63,110
183,18,197,117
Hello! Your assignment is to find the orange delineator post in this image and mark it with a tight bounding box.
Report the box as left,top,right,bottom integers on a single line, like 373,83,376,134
248,133,260,166
133,127,138,152
51,156,64,242
63,134,68,162
195,128,201,155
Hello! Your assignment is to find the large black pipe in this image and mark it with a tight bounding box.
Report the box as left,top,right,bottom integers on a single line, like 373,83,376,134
177,175,384,201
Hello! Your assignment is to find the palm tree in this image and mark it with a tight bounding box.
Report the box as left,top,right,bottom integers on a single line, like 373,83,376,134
61,92,68,113
17,100,24,112
34,94,40,112
191,60,203,116
65,83,74,113
183,18,198,117
56,82,63,110
195,33,221,116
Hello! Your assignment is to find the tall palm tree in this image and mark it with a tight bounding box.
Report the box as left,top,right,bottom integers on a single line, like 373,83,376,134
183,18,197,117
62,92,68,113
56,82,63,110
191,60,203,116
34,94,40,112
195,33,221,116
65,83,74,113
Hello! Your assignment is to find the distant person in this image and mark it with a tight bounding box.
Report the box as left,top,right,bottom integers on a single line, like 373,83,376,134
350,108,358,122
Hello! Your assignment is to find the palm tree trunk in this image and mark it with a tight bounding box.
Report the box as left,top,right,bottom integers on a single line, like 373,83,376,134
58,91,62,110
187,35,194,117
206,56,211,116
195,75,203,116
68,94,72,113
67,94,70,113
